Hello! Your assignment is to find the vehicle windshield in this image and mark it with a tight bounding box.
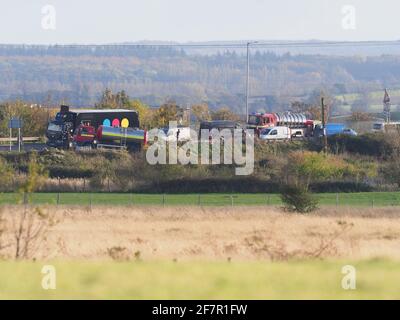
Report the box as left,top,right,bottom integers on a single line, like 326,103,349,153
373,124,383,130
81,127,91,134
261,129,271,135
248,115,261,125
47,123,62,132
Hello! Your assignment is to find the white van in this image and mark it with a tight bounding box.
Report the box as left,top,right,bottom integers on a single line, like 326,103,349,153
259,126,291,141
373,122,400,133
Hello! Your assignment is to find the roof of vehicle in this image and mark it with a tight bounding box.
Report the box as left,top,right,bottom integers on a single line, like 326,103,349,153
326,123,345,127
69,109,137,114
200,120,239,128
162,126,190,130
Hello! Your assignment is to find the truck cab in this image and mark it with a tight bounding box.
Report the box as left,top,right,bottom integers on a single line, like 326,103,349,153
73,125,97,147
46,121,74,149
247,113,275,136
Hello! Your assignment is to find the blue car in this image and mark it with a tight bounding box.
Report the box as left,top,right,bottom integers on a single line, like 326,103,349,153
317,124,358,137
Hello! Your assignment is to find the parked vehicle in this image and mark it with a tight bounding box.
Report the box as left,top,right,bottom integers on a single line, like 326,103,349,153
200,120,241,132
248,112,314,137
315,123,358,137
46,105,139,149
199,120,242,141
259,126,291,141
160,126,191,142
73,124,146,151
326,123,346,136
372,122,400,133
291,129,305,140
342,128,358,136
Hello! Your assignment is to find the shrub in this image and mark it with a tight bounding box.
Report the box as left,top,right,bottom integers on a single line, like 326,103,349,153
285,151,351,189
280,185,318,214
107,246,131,262
309,181,373,193
47,166,95,179
328,133,397,158
0,158,13,191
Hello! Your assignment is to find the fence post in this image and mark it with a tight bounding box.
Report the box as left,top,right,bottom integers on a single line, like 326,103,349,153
198,194,201,206
336,193,339,208
162,194,166,207
89,193,92,212
372,197,375,208
266,194,271,206
57,192,60,206
230,195,234,207
130,193,133,206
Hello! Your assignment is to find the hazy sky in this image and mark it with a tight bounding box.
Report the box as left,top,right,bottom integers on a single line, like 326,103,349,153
1,0,400,44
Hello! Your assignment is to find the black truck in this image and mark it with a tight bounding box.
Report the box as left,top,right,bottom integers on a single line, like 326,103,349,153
199,120,242,132
46,105,140,149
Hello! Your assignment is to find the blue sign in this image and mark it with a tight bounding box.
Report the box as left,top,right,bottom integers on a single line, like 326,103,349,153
8,118,23,129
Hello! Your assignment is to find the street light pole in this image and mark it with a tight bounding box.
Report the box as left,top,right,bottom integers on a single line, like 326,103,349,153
246,41,258,124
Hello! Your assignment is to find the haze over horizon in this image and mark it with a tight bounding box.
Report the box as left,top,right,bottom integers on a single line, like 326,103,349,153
1,0,400,45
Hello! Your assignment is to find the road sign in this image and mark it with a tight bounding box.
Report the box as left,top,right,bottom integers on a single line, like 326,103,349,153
8,118,23,129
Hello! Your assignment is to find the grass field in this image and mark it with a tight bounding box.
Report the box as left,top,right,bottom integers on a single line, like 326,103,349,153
1,259,399,299
1,206,400,299
2,206,400,261
2,192,400,207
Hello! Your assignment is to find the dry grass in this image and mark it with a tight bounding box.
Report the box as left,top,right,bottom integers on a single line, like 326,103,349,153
1,205,400,261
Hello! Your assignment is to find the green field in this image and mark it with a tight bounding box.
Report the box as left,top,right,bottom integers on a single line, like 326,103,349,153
2,192,400,207
0,259,398,299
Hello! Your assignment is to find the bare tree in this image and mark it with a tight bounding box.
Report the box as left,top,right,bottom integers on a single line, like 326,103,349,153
11,206,55,260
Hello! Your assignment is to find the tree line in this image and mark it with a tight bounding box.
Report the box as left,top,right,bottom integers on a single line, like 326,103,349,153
1,46,399,114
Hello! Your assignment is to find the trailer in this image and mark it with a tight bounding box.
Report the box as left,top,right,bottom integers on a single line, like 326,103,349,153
46,105,139,149
73,124,146,151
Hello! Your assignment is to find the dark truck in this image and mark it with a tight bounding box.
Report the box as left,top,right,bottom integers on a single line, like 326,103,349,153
46,105,140,149
199,120,242,132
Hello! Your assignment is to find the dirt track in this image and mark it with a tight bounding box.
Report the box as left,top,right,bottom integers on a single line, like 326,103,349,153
2,206,400,261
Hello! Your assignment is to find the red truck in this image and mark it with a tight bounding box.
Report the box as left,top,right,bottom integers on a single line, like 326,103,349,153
247,112,316,137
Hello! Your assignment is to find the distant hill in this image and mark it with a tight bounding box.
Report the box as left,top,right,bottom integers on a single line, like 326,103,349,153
2,42,400,113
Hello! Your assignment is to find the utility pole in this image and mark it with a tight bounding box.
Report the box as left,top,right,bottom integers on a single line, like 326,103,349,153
383,88,391,123
18,127,21,152
187,103,191,127
9,127,12,152
321,97,328,153
246,41,258,124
